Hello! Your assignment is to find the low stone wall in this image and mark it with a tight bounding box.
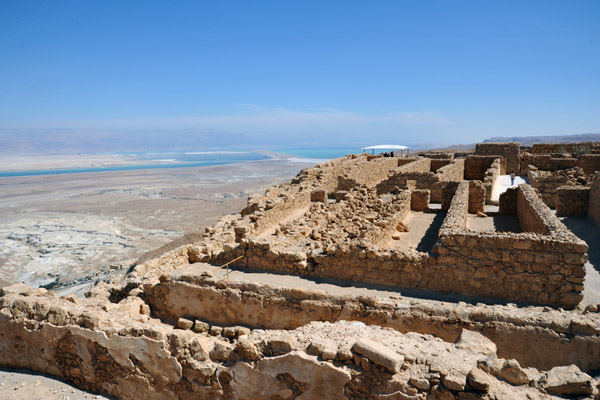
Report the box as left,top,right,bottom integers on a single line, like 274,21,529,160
527,166,569,208
4,284,595,399
590,173,600,225
475,142,519,174
436,158,465,181
523,154,577,173
556,187,590,216
435,183,588,308
145,272,600,373
483,158,501,203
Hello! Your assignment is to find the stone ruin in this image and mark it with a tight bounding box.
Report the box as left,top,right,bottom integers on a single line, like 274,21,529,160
1,143,600,399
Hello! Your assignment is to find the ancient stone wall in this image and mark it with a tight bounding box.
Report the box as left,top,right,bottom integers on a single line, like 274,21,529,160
529,141,600,155
578,154,600,174
430,159,451,172
436,158,465,182
374,158,431,194
143,274,600,373
212,188,414,275
475,142,519,174
589,173,600,225
516,184,571,235
435,183,587,308
468,181,485,214
4,283,596,400
484,158,501,203
419,152,454,159
556,187,590,217
337,156,400,191
523,154,577,173
410,189,430,211
499,187,517,215
440,181,469,231
527,166,588,208
465,156,501,202
464,156,498,180
376,158,464,202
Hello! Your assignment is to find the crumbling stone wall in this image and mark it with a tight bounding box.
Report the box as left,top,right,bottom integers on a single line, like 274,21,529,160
430,159,451,172
523,154,577,173
376,158,464,202
465,156,501,202
589,173,600,225
4,283,596,400
336,156,400,191
578,154,600,174
419,152,454,159
217,187,414,275
468,181,485,214
144,272,600,373
528,166,591,208
556,187,590,216
530,141,600,155
475,142,519,174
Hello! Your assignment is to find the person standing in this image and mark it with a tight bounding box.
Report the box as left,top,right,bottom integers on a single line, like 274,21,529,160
510,171,516,185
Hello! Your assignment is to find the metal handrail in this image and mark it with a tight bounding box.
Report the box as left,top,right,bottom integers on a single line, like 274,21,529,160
211,255,243,280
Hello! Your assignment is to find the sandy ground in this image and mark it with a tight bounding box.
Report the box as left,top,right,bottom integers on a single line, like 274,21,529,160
0,368,113,400
386,211,445,252
0,156,315,289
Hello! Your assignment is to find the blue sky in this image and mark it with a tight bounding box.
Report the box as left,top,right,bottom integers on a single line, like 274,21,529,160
0,0,599,146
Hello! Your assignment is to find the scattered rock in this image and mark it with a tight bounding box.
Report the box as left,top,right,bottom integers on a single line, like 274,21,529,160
269,335,293,355
443,373,466,391
236,338,261,361
455,329,496,356
193,320,210,333
210,340,237,362
176,317,194,330
541,364,595,396
468,368,492,393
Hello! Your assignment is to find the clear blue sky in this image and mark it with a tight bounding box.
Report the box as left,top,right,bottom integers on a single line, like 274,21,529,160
1,0,599,146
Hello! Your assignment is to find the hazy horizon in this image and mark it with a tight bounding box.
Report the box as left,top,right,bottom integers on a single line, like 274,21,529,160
1,1,599,149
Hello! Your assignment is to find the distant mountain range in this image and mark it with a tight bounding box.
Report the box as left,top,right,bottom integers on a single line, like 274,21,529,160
482,133,600,146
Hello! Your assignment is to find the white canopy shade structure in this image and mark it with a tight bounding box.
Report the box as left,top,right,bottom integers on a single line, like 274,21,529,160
360,144,410,156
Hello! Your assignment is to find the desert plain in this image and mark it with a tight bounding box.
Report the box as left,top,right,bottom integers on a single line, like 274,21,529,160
0,153,313,290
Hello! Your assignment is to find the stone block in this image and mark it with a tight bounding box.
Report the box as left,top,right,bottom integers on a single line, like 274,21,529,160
352,338,404,373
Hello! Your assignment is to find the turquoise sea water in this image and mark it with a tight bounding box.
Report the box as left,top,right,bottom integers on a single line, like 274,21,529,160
0,151,270,178
0,146,367,178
